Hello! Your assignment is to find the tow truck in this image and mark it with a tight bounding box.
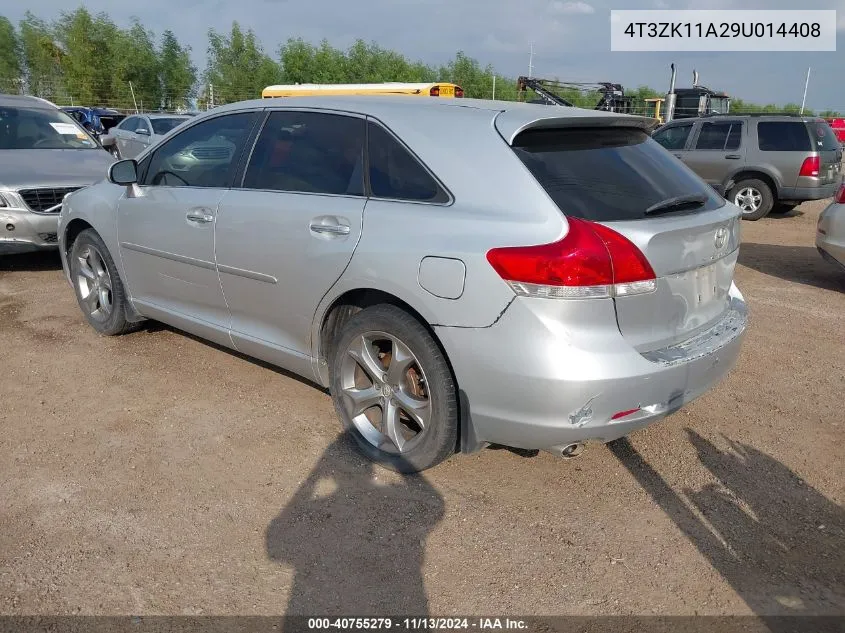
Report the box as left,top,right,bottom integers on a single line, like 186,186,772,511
516,77,634,113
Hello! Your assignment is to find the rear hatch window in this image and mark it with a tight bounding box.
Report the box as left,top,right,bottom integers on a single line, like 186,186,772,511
512,127,724,222
809,120,841,152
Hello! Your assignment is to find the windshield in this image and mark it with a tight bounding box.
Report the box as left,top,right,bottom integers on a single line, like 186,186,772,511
151,117,188,135
0,106,97,149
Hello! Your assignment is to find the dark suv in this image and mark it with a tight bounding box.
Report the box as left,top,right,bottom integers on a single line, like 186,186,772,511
653,115,842,220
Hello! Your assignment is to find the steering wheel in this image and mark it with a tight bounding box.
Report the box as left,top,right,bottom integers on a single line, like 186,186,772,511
151,170,190,187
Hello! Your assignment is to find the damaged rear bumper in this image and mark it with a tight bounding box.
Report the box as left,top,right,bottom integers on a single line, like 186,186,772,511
436,284,747,453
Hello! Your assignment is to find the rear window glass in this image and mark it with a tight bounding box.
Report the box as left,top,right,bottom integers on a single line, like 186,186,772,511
694,122,742,151
757,122,812,151
809,120,840,151
512,127,724,222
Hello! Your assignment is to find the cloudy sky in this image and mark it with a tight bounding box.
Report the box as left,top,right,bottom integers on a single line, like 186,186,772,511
7,0,845,110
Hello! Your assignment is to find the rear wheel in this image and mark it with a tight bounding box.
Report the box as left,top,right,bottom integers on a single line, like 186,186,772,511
329,304,458,473
69,229,138,336
729,178,773,220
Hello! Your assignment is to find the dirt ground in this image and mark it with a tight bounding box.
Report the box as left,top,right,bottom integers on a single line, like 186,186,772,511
0,200,843,618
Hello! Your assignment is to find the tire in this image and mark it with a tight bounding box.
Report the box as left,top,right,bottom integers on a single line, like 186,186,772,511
729,178,773,220
69,229,138,336
329,304,458,473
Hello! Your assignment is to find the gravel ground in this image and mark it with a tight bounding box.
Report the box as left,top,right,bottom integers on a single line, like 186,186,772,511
0,200,843,617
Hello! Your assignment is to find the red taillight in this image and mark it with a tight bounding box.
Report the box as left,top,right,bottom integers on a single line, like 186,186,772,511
799,155,820,177
835,183,845,204
455,86,464,98
430,86,440,97
486,217,657,299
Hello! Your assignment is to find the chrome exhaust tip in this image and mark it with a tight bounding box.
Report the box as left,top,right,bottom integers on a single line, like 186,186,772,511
560,443,585,459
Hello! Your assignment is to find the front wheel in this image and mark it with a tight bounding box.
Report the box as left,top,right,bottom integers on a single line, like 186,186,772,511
69,229,138,336
329,304,458,473
729,178,773,220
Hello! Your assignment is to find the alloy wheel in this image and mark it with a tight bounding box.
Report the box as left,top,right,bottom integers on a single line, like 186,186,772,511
734,187,762,213
75,244,113,322
339,331,431,454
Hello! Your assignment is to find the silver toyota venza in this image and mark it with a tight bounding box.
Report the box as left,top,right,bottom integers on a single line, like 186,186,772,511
59,96,748,471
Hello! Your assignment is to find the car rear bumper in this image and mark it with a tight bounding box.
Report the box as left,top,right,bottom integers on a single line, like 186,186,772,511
779,182,839,202
0,208,60,254
816,202,845,269
436,284,747,454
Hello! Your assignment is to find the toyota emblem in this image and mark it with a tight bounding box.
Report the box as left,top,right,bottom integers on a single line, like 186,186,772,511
714,227,728,250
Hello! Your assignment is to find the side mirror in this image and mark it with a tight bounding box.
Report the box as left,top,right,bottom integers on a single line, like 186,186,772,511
108,159,138,186
135,128,150,136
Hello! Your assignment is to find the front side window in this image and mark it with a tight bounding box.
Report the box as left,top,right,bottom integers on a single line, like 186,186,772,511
120,116,139,131
653,124,692,150
367,122,448,203
757,122,812,151
694,122,742,151
243,111,366,196
144,111,259,188
0,106,97,150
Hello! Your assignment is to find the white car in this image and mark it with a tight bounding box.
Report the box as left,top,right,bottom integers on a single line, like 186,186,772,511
100,113,190,159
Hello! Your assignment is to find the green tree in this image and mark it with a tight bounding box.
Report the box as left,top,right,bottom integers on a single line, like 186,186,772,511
204,22,280,103
110,19,161,110
159,29,196,109
53,8,118,104
0,16,22,92
19,12,64,98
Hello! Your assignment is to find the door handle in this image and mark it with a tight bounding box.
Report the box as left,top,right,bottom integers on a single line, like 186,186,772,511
186,210,214,224
725,154,741,159
309,223,350,236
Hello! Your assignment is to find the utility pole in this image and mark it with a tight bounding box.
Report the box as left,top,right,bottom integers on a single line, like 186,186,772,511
800,67,811,114
209,83,214,110
129,81,138,113
492,74,496,100
528,42,535,78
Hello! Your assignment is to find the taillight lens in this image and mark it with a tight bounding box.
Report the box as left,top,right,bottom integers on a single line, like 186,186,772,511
455,86,464,98
486,217,657,299
430,86,440,97
835,183,845,204
799,155,820,177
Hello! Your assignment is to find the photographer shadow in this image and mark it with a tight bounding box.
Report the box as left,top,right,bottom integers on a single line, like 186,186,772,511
265,433,445,616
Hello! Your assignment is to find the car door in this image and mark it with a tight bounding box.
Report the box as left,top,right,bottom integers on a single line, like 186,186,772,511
214,109,367,375
684,120,745,189
117,109,261,346
131,116,153,157
115,116,138,157
652,121,695,163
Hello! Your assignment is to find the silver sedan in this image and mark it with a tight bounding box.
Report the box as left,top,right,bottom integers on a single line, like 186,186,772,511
58,96,747,472
817,183,845,271
100,113,190,159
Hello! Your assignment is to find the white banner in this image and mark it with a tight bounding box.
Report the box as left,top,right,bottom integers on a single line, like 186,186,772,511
610,10,836,52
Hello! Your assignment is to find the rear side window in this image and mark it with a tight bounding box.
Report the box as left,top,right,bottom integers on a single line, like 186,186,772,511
809,120,840,151
367,122,449,203
652,124,692,150
757,122,812,151
694,122,742,150
512,127,724,222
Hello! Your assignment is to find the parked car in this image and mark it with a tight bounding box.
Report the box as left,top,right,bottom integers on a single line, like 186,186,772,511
0,94,115,254
61,106,126,141
58,97,747,471
653,114,843,220
99,113,191,159
825,117,845,146
817,182,845,271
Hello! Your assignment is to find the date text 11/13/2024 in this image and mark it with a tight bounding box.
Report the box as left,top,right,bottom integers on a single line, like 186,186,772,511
306,618,528,630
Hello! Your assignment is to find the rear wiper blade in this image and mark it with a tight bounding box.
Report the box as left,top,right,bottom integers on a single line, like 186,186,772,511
645,194,708,216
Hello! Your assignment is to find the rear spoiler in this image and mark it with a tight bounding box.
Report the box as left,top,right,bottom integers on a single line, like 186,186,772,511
494,108,658,145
